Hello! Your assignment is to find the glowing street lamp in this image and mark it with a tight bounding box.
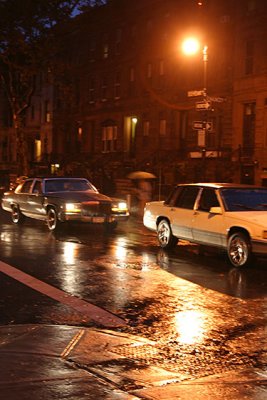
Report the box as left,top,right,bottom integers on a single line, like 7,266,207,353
181,37,201,56
182,37,208,100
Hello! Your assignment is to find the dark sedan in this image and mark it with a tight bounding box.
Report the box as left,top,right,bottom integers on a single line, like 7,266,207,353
1,177,129,231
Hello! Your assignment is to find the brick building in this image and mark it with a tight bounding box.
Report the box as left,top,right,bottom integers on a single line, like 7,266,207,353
1,0,267,194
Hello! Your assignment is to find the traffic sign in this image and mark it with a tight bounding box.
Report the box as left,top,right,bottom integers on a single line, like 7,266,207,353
205,121,213,131
193,121,213,131
187,90,204,97
196,100,211,110
193,121,204,130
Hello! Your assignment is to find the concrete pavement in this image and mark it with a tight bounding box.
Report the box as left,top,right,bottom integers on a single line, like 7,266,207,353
0,324,266,399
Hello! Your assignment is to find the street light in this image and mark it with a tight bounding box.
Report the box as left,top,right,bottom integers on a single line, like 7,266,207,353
182,37,208,101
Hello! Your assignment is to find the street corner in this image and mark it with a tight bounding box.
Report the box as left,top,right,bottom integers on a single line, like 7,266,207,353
63,328,183,391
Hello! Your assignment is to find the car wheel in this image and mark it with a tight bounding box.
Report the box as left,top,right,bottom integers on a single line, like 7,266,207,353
157,219,178,249
227,232,252,268
47,207,59,231
11,205,25,224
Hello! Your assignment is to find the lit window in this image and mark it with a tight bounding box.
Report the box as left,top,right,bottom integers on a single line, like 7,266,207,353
103,33,109,59
44,100,50,123
147,63,152,79
102,125,118,152
143,121,150,136
103,44,109,59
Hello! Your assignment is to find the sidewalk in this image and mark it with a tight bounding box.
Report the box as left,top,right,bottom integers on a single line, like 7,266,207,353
0,324,266,399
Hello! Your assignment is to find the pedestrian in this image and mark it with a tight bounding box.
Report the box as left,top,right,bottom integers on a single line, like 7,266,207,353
137,179,152,216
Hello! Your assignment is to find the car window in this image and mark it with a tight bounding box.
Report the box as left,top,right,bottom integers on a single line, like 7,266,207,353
166,186,183,206
198,188,220,212
19,180,34,194
174,186,200,209
220,188,267,211
32,180,42,194
44,179,97,193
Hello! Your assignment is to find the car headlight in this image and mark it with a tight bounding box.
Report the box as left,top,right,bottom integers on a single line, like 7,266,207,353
65,203,81,213
112,201,128,212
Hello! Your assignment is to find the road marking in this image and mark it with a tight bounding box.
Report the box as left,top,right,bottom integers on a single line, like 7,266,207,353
0,260,126,328
61,329,85,358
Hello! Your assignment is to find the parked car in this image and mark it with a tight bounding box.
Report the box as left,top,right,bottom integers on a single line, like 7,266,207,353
143,183,267,268
1,177,129,231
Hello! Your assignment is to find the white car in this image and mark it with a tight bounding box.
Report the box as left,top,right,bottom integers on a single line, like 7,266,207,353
143,183,267,268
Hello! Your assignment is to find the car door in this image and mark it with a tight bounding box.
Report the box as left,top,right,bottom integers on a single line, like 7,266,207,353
26,179,46,218
168,186,201,241
15,179,35,213
192,187,224,246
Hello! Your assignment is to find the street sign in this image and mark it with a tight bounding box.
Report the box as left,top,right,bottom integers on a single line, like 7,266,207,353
193,121,213,131
208,96,225,103
196,100,211,110
205,121,213,131
187,90,204,97
193,121,204,130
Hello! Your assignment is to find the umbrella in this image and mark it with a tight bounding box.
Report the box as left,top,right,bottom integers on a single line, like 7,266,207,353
127,171,156,180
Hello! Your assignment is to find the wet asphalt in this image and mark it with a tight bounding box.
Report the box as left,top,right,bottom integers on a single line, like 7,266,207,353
0,208,266,398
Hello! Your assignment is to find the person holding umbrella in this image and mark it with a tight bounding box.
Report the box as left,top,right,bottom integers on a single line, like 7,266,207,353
127,171,156,216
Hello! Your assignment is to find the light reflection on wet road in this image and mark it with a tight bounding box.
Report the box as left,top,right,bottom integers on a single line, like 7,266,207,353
1,212,265,300
0,210,266,380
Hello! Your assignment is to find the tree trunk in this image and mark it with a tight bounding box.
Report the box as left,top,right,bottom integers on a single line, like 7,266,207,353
13,113,29,176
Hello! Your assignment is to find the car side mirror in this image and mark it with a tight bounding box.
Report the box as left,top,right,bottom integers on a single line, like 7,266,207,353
209,206,222,214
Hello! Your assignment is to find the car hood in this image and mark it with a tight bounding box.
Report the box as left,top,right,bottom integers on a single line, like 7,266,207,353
47,191,111,202
227,211,267,226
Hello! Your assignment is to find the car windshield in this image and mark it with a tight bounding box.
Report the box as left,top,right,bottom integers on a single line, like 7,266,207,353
220,188,267,211
44,179,97,193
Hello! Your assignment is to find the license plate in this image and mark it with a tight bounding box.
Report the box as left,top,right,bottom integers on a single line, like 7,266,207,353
92,217,105,223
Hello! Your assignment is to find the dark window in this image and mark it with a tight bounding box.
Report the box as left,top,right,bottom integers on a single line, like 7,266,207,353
32,180,42,194
243,102,255,157
20,180,34,193
245,39,254,75
166,186,183,206
221,188,267,211
174,186,200,209
198,188,219,212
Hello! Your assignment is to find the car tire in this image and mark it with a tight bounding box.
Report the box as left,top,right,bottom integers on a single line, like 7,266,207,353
11,204,25,224
227,232,252,268
157,219,178,249
47,207,60,231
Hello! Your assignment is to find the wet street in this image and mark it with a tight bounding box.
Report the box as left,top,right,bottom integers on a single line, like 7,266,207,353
0,208,266,397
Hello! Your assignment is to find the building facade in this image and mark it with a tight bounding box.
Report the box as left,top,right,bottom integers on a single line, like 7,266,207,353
1,0,267,194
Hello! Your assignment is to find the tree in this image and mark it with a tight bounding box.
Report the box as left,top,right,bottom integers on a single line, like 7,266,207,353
0,0,99,174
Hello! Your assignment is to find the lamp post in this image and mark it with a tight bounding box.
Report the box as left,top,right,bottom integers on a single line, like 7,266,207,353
202,45,208,101
182,38,209,149
182,38,208,99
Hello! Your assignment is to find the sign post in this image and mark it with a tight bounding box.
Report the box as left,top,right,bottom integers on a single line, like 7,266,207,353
195,100,211,111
